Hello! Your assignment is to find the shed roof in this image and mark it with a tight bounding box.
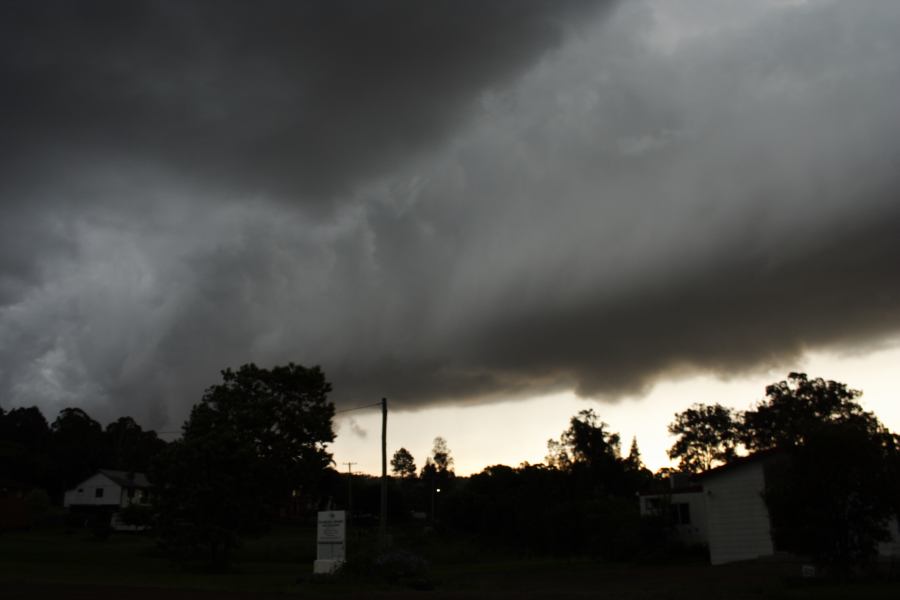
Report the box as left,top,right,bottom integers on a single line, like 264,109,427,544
97,470,151,488
638,485,703,497
694,448,783,481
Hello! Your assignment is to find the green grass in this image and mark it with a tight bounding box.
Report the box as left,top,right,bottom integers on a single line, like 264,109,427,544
2,527,900,598
0,527,314,593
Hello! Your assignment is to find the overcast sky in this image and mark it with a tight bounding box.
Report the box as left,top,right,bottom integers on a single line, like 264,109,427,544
2,0,900,468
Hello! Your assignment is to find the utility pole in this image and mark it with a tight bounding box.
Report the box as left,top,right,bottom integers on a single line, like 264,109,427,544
342,461,356,520
379,397,388,546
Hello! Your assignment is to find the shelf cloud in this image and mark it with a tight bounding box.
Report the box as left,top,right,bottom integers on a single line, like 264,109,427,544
2,0,899,428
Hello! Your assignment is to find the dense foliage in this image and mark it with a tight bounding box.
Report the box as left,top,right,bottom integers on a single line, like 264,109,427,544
0,405,166,503
667,372,900,570
763,420,900,569
151,363,335,568
667,403,739,472
742,372,874,451
390,447,417,479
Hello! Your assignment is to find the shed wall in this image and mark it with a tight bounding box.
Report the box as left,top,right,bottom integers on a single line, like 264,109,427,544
704,462,774,565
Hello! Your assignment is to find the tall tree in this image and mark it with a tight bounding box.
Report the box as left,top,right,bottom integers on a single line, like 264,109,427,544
0,406,54,492
547,409,621,470
625,436,643,471
763,419,900,570
420,437,455,507
152,363,335,568
0,406,50,450
741,373,900,570
741,372,875,451
546,409,629,495
667,403,739,472
390,447,417,479
51,407,105,489
430,436,454,474
104,416,167,472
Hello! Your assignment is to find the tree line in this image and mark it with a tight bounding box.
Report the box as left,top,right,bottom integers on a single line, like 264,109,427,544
3,368,898,571
0,406,166,502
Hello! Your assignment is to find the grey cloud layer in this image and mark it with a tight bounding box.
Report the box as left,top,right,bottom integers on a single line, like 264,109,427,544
2,1,900,427
1,0,602,202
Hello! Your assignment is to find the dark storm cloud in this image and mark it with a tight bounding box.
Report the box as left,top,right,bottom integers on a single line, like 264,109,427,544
324,0,900,406
2,0,900,427
1,0,605,203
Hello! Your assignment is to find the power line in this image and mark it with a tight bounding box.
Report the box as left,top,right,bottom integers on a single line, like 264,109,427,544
155,400,379,434
334,401,382,415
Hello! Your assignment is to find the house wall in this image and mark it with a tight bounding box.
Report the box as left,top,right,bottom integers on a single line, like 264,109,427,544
704,461,774,565
639,491,709,546
63,472,123,507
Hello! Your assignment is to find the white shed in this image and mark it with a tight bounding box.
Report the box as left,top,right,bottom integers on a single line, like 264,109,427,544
686,450,900,566
697,454,777,565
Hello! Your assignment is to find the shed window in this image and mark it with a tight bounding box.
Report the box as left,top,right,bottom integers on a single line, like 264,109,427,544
95,487,104,498
669,502,691,525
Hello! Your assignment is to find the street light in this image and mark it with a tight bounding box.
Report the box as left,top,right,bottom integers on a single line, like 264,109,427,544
431,486,442,523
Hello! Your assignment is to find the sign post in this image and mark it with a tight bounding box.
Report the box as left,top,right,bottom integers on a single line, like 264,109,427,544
313,510,346,574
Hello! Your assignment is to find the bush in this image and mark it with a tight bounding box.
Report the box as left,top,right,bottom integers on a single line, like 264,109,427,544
87,512,113,540
335,547,432,589
373,548,429,582
118,504,155,529
24,488,52,526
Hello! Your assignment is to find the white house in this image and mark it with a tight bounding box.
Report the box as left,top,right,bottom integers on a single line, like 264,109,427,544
64,470,152,530
638,484,708,547
64,470,151,508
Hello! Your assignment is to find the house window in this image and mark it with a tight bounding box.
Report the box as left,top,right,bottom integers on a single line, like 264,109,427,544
669,502,691,525
127,488,135,499
95,487,104,498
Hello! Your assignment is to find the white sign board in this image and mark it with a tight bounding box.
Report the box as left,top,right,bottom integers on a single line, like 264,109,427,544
314,510,346,574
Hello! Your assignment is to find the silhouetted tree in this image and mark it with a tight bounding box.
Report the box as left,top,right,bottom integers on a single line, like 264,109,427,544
442,461,642,559
764,419,900,571
547,409,621,469
741,372,876,451
152,363,335,568
547,409,628,495
0,406,54,494
104,416,167,473
623,436,654,493
390,447,417,479
51,407,105,490
430,436,454,474
625,436,643,471
667,403,739,472
0,406,50,454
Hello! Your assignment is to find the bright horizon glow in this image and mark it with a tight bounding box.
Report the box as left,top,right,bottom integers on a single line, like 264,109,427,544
331,338,900,477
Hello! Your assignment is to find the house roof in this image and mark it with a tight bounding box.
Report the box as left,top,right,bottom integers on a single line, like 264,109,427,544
98,470,151,488
693,448,784,481
638,485,703,497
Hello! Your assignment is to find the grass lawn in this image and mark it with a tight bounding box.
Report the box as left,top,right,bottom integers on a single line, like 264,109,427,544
0,527,316,593
2,527,900,599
